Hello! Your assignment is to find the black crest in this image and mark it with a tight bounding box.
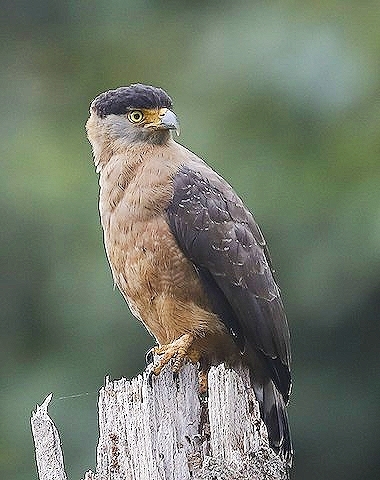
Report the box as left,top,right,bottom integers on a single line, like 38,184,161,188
92,84,173,118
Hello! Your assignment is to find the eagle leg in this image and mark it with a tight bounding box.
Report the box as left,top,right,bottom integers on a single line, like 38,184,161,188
152,333,200,375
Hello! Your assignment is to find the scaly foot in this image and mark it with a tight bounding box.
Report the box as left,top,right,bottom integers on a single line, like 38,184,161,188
152,333,200,376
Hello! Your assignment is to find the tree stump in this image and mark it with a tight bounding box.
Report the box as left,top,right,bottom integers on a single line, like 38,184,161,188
31,363,288,479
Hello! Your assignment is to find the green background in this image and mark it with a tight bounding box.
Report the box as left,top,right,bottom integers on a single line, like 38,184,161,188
1,1,379,478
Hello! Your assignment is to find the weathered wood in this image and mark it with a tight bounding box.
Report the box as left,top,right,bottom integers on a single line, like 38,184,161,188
31,393,67,480
31,364,288,480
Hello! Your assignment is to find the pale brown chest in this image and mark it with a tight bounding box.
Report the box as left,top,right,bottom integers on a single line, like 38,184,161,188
98,155,213,343
105,213,201,303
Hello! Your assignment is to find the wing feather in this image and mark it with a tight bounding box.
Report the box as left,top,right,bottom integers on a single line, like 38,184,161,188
166,164,291,400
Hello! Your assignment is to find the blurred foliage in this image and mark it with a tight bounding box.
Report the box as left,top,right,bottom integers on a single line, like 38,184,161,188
1,1,380,478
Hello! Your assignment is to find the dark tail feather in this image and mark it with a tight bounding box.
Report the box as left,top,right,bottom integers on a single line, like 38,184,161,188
253,378,293,467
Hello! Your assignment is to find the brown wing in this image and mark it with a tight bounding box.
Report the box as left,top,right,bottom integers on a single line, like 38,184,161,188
166,164,291,402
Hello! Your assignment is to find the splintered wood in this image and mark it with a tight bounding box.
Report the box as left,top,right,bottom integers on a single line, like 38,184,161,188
31,393,67,480
31,364,288,480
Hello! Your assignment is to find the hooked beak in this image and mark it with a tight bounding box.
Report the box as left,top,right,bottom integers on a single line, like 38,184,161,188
159,109,180,136
145,108,180,136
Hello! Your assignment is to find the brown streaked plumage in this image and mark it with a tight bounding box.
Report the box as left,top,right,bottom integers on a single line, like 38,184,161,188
86,83,292,465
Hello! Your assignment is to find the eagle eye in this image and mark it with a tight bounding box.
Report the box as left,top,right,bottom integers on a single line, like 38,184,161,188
128,110,144,123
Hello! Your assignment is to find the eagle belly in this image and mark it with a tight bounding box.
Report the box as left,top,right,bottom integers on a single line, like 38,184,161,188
98,158,235,359
106,215,234,354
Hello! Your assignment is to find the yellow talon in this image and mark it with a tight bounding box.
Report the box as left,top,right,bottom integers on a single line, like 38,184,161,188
152,333,200,376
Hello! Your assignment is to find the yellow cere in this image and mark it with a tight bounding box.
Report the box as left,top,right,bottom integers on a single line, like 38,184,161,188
128,108,169,127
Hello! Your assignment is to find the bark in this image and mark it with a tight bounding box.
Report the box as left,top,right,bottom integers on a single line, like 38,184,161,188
31,363,288,480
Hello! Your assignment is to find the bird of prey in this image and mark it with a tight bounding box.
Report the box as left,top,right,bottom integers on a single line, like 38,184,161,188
86,83,292,464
